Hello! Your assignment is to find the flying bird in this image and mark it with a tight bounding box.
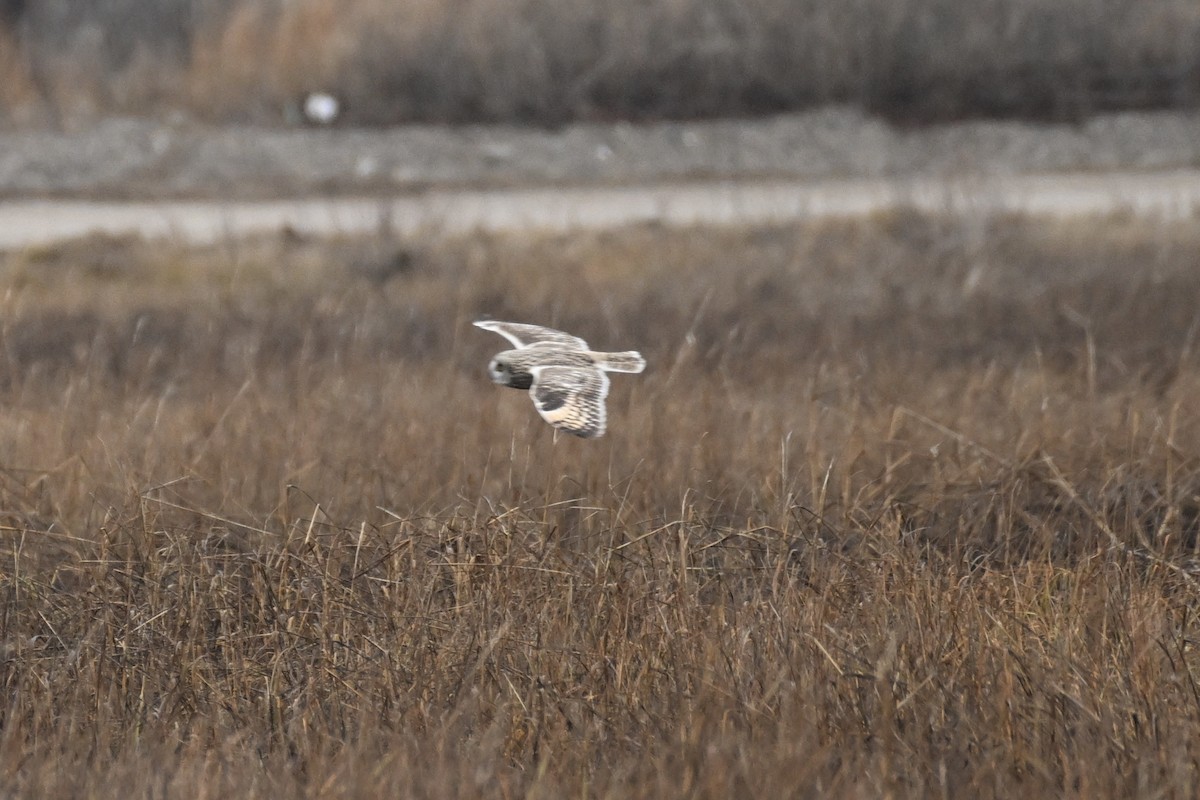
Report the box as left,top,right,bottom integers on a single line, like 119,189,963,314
474,320,646,438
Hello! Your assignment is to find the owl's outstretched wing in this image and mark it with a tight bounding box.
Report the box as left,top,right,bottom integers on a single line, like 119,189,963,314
474,320,588,351
528,366,610,438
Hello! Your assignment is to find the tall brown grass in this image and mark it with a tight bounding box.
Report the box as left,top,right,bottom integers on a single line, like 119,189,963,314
3,0,1200,125
0,212,1199,796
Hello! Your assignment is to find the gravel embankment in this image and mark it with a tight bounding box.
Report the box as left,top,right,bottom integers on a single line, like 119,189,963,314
1,107,1199,199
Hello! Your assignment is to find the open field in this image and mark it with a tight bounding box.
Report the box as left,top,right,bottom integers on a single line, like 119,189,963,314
3,0,1200,126
1,212,1200,796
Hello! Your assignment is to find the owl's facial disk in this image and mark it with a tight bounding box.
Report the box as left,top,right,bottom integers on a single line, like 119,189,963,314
488,355,533,389
488,358,510,384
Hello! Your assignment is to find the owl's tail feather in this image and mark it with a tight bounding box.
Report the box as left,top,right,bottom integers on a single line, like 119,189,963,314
592,350,646,373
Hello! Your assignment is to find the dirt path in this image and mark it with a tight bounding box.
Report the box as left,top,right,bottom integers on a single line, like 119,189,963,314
2,169,1199,250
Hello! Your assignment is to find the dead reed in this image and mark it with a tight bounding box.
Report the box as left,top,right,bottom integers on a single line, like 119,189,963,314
0,211,1198,796
3,0,1200,125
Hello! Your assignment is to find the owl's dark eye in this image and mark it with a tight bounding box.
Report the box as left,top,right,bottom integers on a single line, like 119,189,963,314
494,361,506,372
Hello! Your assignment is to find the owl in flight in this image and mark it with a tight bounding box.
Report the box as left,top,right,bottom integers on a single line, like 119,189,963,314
474,320,646,438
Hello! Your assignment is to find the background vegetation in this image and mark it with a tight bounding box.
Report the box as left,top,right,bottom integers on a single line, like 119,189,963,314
2,0,1200,126
0,211,1198,795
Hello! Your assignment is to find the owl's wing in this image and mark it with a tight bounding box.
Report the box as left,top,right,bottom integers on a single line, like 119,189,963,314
474,320,588,351
528,366,610,438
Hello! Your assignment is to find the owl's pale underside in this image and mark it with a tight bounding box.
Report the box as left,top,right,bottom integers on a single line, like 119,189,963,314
474,320,646,438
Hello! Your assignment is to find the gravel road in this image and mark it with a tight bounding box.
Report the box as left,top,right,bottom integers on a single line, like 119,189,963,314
2,169,1199,250
2,107,1198,249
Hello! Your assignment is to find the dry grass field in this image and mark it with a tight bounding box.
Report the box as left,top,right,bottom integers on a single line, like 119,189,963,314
3,0,1200,125
0,211,1199,796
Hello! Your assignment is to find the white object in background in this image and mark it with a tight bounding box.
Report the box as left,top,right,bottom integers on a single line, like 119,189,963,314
303,93,340,125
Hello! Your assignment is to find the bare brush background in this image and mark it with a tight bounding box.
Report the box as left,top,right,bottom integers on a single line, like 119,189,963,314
2,0,1200,125
0,212,1199,795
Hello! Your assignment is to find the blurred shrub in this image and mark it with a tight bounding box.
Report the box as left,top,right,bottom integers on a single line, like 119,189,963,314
1,0,1198,125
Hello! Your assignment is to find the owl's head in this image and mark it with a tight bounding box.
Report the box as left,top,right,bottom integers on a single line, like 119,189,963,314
488,356,510,384
488,353,533,389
